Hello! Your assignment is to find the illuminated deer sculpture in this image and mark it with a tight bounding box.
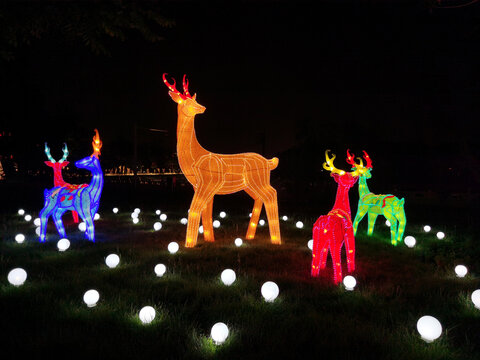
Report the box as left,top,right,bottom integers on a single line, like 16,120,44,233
311,150,359,284
164,73,281,247
347,150,406,246
44,143,79,223
39,130,103,242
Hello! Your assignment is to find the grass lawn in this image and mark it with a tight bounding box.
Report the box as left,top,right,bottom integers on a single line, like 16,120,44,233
1,182,480,359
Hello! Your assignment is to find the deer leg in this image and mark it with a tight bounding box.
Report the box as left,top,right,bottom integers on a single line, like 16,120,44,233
201,198,215,242
311,223,322,276
388,217,398,246
84,213,95,242
39,204,55,242
247,183,281,244
396,208,407,244
52,208,67,238
367,211,379,236
352,205,368,236
343,219,356,273
71,210,80,223
245,195,263,240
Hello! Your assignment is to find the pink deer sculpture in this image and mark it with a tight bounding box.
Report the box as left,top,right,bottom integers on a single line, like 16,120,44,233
311,150,360,284
44,143,79,223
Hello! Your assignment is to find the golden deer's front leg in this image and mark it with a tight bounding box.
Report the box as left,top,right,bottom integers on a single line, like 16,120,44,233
202,198,215,242
246,197,263,240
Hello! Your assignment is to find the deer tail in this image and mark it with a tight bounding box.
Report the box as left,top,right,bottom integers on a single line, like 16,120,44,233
268,157,279,170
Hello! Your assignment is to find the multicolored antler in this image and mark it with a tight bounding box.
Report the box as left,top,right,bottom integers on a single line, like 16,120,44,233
362,150,372,169
323,150,346,176
92,129,102,158
163,73,191,100
59,143,69,163
44,143,56,163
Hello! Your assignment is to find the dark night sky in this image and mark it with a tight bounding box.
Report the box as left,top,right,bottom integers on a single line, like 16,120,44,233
1,0,480,192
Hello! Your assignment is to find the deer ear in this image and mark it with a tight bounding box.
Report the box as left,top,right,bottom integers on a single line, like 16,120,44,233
192,93,197,100
169,91,184,104
61,161,69,167
44,161,53,167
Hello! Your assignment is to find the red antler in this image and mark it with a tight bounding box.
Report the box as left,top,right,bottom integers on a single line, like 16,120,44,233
362,150,372,168
346,149,356,167
163,73,187,100
182,74,191,98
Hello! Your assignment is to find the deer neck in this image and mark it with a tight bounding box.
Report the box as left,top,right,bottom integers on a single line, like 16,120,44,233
176,111,208,185
332,184,352,218
86,161,104,205
53,169,66,187
358,176,371,198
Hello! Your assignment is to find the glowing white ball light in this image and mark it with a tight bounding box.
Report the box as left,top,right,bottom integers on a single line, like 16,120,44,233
15,233,25,244
455,265,467,278
105,254,120,268
343,275,357,291
235,237,243,247
296,221,304,229
83,289,100,307
8,268,27,286
94,213,100,220
35,227,41,236
78,222,86,232
221,269,236,286
307,239,313,250
219,211,226,218
34,218,41,226
112,207,119,214
24,214,32,222
282,215,288,221
159,213,167,221
385,220,391,227
57,238,70,252
168,242,179,254
131,212,138,219
139,306,156,324
471,289,480,309
211,322,229,345
261,281,279,302
404,236,416,248
213,220,221,228
132,218,139,224
153,222,162,231
18,209,25,216
416,315,442,343
199,225,204,234
154,264,166,277
259,219,265,226
180,217,188,225
155,209,161,215
436,232,445,240
423,225,431,232
249,213,252,217
134,208,141,214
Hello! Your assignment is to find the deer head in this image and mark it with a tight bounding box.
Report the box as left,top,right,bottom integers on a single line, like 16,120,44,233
323,150,359,188
346,149,372,179
75,129,102,170
44,143,69,168
163,73,206,116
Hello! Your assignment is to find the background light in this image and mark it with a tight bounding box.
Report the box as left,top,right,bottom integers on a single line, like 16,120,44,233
471,289,480,309
94,213,100,220
436,232,445,240
112,207,119,213
78,222,86,232
404,236,416,248
8,268,27,286
211,322,229,345
168,242,179,254
132,218,139,224
307,239,313,250
282,215,288,221
57,238,70,252
259,219,265,226
139,306,155,324
105,254,120,268
160,213,167,221
155,209,161,215
213,220,221,228
18,209,25,216
153,222,162,231
15,234,25,244
416,315,442,342
219,211,226,218
83,289,100,307
180,218,188,225
295,221,304,229
221,269,236,286
455,265,468,278
261,281,279,302
24,214,32,222
423,225,431,232
33,218,41,226
343,275,356,291
235,238,243,247
154,264,166,277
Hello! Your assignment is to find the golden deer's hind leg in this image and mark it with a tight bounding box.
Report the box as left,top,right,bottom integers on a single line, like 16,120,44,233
202,198,215,242
246,197,263,240
262,186,281,244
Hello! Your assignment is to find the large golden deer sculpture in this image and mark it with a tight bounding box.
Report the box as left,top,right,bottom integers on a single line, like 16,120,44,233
164,74,281,247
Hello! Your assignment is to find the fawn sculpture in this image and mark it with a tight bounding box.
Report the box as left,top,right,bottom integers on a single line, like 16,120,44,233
164,73,281,247
311,150,359,284
44,143,79,223
39,130,103,242
347,150,406,246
